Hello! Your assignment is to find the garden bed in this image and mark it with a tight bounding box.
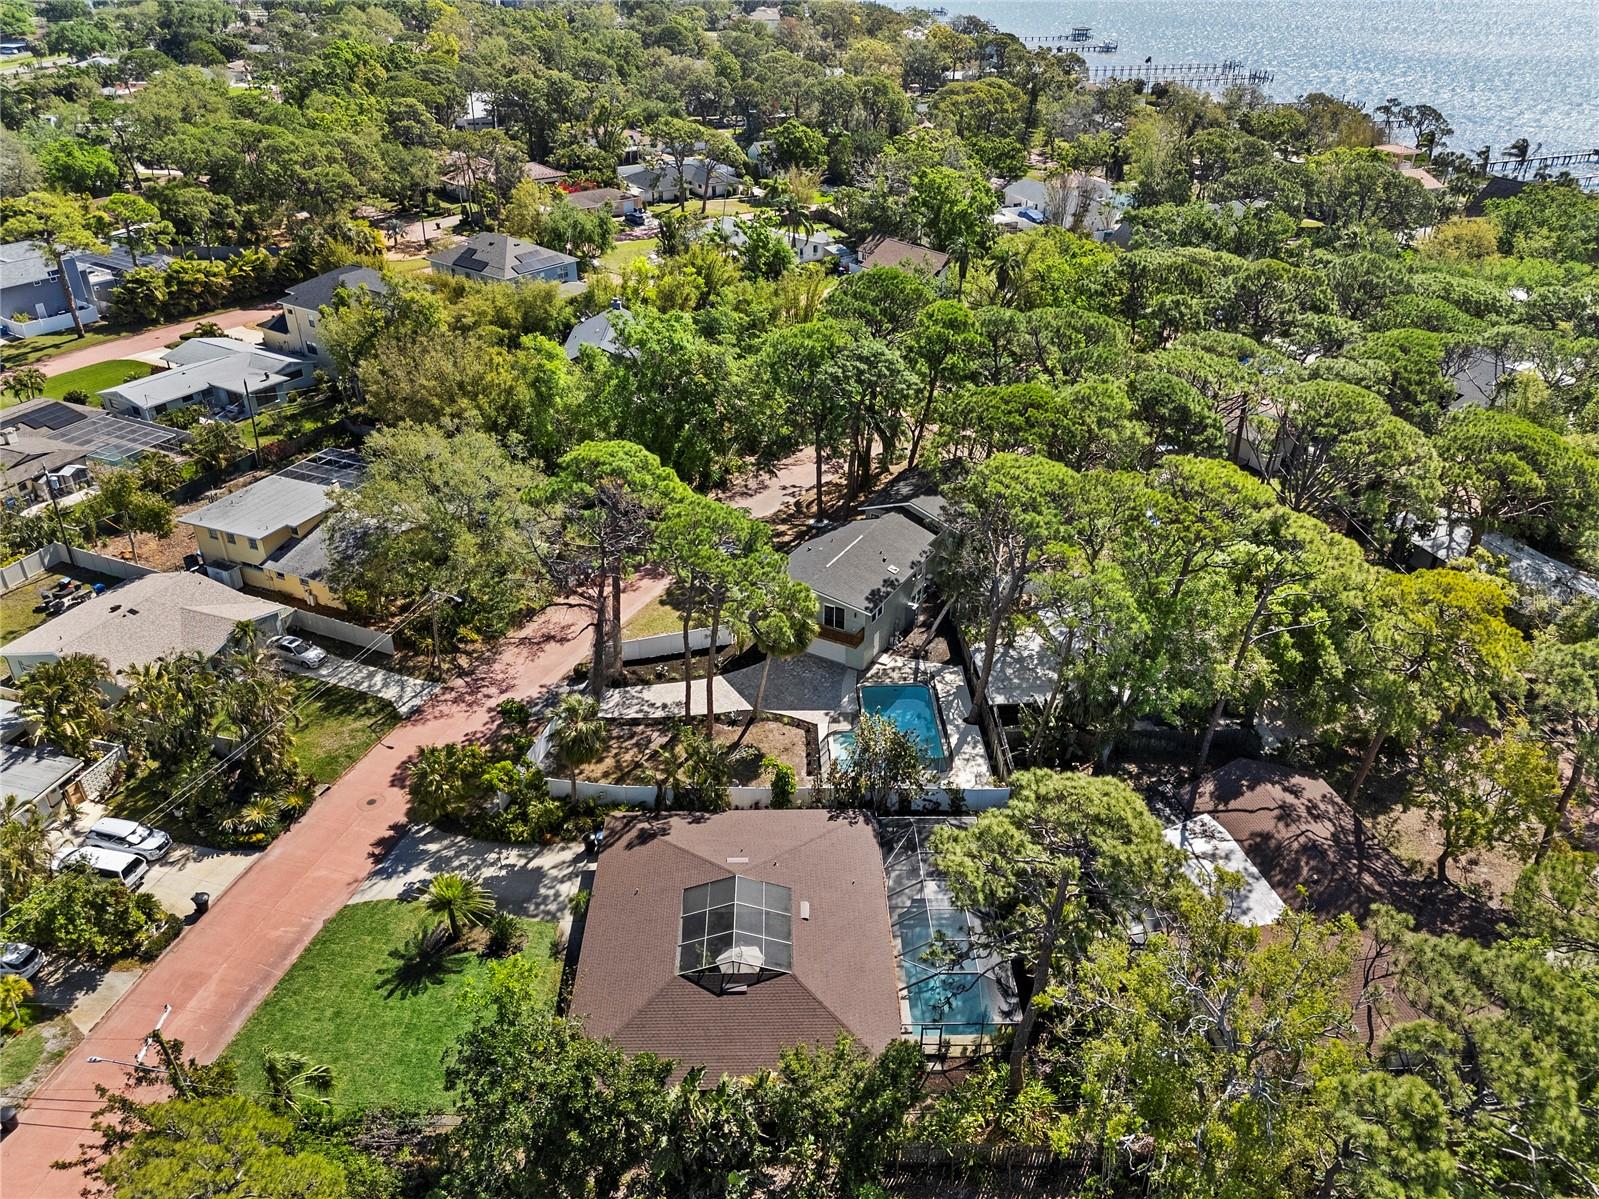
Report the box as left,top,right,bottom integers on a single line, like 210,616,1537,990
573,715,815,786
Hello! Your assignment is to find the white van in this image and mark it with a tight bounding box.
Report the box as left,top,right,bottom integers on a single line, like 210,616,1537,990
51,845,150,891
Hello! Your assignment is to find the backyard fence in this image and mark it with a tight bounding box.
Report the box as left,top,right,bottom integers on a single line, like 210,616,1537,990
0,541,155,592
78,740,127,803
618,626,735,663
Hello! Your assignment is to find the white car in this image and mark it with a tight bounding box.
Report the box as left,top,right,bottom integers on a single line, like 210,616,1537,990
84,817,173,861
0,942,43,981
269,635,327,669
51,845,149,890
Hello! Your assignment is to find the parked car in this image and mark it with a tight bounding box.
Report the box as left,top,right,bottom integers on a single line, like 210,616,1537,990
0,942,43,981
624,209,647,227
84,817,173,861
51,845,149,890
268,634,327,669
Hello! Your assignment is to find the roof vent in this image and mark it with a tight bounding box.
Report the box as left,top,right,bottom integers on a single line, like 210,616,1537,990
886,564,900,575
726,856,749,864
108,604,121,612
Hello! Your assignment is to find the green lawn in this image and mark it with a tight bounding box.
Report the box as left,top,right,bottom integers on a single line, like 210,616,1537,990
0,328,125,372
225,901,560,1110
290,677,404,784
1,575,55,643
386,256,432,275
39,359,153,400
599,237,658,273
0,1005,73,1093
622,594,686,639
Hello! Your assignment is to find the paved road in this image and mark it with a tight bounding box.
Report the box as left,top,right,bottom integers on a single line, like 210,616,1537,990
34,306,280,377
0,451,816,1196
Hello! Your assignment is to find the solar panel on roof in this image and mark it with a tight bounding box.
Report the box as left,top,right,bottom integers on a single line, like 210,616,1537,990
15,401,83,431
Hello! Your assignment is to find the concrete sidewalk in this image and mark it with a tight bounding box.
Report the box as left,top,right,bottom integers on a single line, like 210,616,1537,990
0,450,817,1197
283,653,438,716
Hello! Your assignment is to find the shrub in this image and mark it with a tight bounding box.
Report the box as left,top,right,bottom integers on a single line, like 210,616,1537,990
768,758,798,809
62,388,92,405
3,867,168,960
484,911,524,958
138,912,185,960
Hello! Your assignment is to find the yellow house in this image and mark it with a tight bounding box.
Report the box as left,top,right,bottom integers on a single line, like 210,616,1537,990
179,449,363,609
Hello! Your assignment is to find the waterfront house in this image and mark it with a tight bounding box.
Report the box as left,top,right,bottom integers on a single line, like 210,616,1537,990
786,511,936,671
428,233,580,285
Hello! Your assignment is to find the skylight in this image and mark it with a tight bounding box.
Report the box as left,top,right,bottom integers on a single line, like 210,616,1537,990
678,875,793,993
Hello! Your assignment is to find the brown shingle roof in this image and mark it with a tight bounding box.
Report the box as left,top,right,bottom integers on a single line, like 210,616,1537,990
858,236,949,275
570,810,902,1081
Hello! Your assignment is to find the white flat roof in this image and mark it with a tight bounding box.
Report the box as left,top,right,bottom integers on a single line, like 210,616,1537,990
1164,814,1287,926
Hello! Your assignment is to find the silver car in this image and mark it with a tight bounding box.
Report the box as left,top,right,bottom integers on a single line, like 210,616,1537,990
51,845,149,890
268,634,327,668
84,817,173,861
0,942,43,981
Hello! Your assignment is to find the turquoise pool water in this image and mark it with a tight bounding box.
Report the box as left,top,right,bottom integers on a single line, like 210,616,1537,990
858,683,946,765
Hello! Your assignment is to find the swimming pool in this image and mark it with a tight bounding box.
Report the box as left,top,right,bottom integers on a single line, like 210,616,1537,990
857,683,947,766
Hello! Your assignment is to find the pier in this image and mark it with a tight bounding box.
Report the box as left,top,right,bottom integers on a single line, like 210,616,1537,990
1485,150,1599,177
1085,62,1274,87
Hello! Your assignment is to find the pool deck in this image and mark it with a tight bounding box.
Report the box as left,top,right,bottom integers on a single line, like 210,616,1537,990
858,654,993,788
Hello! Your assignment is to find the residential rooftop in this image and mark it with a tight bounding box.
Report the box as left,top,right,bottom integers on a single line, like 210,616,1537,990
787,512,936,613
856,235,948,275
428,233,577,282
180,448,365,541
0,571,286,678
570,810,901,1082
281,265,388,312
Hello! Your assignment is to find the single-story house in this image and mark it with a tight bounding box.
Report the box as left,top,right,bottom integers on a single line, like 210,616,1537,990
705,216,838,265
0,241,101,338
570,809,901,1082
0,739,85,826
563,301,633,360
851,236,949,277
429,233,579,285
0,399,185,510
564,187,641,216
1001,177,1049,210
99,337,313,421
0,571,290,685
258,265,387,367
180,448,365,607
620,157,742,205
748,5,783,30
787,511,936,671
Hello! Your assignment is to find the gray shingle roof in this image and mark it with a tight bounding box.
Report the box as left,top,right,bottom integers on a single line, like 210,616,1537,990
263,523,331,581
0,572,286,676
281,265,387,313
787,512,936,612
562,306,631,359
429,234,576,282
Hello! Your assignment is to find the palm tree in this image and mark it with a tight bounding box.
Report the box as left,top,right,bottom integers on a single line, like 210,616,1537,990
262,1051,335,1115
19,653,110,759
552,693,608,803
737,579,818,744
0,974,32,1028
1475,145,1492,171
423,873,496,942
772,187,816,250
2,367,46,403
1508,138,1532,175
0,797,51,904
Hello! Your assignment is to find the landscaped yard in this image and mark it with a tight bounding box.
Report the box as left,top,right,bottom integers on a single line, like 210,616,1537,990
224,900,560,1110
289,676,404,784
38,359,153,400
574,717,811,786
598,237,658,273
621,594,686,639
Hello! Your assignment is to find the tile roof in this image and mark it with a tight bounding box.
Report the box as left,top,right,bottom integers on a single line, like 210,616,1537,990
570,810,902,1082
0,572,287,677
787,512,936,612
